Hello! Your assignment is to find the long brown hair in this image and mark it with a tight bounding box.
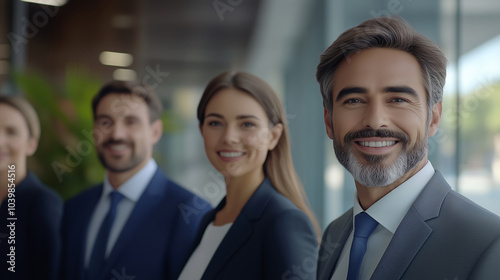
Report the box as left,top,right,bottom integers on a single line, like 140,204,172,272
197,71,321,239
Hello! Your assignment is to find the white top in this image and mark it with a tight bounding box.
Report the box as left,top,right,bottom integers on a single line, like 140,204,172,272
178,222,233,280
84,159,157,267
332,161,435,280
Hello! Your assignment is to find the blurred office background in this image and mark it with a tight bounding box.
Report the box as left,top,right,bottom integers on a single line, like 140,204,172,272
1,0,499,228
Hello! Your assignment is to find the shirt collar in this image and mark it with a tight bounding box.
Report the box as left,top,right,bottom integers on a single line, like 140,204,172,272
102,159,158,202
353,161,435,233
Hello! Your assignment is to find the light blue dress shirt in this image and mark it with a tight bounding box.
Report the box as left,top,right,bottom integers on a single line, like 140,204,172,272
84,159,157,267
332,161,435,280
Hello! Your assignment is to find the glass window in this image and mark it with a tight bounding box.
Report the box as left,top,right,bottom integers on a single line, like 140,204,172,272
320,0,500,224
454,0,500,215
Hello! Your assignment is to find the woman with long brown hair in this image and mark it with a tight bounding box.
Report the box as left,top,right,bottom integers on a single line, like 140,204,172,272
178,71,320,279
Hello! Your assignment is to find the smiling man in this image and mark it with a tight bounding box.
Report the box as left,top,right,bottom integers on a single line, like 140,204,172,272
316,17,500,280
61,81,211,280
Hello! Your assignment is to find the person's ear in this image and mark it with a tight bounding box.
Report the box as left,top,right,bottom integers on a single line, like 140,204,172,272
324,108,334,139
428,102,442,137
268,123,283,151
151,119,163,144
26,137,38,157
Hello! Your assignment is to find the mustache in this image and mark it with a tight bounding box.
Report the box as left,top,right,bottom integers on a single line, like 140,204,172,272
102,139,133,147
344,128,409,144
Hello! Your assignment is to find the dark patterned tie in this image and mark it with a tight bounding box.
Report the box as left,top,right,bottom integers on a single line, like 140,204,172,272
87,191,124,280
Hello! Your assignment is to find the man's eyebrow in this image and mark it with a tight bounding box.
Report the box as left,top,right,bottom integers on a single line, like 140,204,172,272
335,87,367,102
95,114,111,120
335,86,418,102
383,86,417,96
124,115,141,120
95,113,142,121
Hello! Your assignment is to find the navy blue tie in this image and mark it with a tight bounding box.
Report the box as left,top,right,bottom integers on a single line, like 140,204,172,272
87,191,124,280
347,212,378,280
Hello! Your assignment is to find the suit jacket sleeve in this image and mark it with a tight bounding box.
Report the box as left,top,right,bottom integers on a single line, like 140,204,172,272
469,235,500,279
262,208,318,279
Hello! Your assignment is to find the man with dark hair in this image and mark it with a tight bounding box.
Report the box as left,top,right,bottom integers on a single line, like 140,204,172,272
61,81,212,280
317,17,500,280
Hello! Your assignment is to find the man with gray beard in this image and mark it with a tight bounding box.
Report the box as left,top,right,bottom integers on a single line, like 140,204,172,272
316,17,500,280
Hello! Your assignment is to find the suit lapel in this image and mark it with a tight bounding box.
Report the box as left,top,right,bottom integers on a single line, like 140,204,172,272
318,209,353,280
101,168,166,275
370,207,432,280
201,217,253,279
371,171,451,280
185,207,218,262
201,178,274,280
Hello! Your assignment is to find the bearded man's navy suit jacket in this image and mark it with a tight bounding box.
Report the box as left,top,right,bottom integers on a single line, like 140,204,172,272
317,171,500,280
61,168,211,280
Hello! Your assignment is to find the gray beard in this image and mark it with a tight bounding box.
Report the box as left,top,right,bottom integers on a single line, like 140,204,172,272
333,129,427,187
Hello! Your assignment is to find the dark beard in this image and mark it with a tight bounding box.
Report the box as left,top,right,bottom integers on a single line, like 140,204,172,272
97,139,143,173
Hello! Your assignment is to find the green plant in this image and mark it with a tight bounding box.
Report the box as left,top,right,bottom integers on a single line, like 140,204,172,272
13,67,184,200
14,67,104,200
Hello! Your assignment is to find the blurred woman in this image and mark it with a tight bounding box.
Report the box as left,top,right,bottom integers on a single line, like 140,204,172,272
178,71,320,279
0,96,63,280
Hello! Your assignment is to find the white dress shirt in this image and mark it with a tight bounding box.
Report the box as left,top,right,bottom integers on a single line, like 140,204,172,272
178,222,233,280
84,159,157,267
332,161,435,280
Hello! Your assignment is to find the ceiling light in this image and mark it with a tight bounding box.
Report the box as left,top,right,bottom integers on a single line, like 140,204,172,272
113,69,136,81
99,51,133,67
21,0,67,6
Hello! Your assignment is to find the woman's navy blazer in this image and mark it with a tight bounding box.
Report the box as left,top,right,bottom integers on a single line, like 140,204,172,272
0,171,63,280
181,177,318,279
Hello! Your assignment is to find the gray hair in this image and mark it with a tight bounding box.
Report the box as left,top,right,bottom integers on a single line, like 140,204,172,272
316,16,447,119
